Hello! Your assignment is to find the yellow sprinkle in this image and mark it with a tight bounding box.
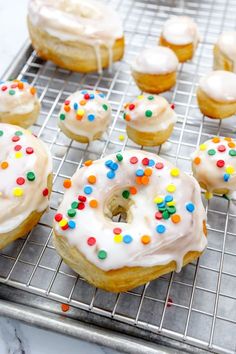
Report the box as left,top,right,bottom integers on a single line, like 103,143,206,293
199,144,207,151
114,234,123,243
226,166,235,174
154,196,163,204
167,201,176,206
13,187,24,197
137,95,144,100
166,184,176,193
170,168,180,177
59,219,67,227
205,191,213,200
119,135,125,141
15,152,23,159
77,109,85,116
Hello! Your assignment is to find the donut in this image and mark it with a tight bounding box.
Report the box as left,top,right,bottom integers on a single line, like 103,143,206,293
123,95,177,146
0,123,52,250
131,46,179,94
0,80,40,128
27,0,125,73
53,150,207,292
214,31,236,73
58,89,112,143
159,16,200,62
192,137,236,198
197,70,236,119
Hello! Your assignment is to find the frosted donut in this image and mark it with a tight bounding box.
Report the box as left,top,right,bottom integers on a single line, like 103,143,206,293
58,89,112,143
197,70,236,119
123,94,177,146
27,0,125,73
192,137,236,198
0,80,40,128
53,150,207,292
159,16,200,62
214,31,236,73
131,46,179,94
0,123,52,250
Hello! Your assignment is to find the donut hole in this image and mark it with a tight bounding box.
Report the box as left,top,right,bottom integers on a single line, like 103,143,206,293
104,190,133,223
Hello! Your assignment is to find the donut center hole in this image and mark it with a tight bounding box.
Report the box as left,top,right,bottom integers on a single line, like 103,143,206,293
104,190,133,223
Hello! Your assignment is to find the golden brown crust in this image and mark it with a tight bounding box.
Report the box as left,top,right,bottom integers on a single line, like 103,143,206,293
132,71,176,94
213,44,234,72
0,101,40,128
159,35,196,62
126,123,174,146
27,18,125,73
59,123,104,144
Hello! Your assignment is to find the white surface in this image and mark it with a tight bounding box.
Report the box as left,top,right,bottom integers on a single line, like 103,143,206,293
0,0,120,353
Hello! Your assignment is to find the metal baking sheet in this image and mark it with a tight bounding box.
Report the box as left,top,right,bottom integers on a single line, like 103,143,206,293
1,0,236,353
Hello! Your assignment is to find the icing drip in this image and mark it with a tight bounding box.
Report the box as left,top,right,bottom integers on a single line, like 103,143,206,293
199,70,236,102
54,150,207,271
217,31,236,73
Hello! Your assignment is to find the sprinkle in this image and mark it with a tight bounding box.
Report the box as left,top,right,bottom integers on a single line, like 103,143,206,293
27,171,35,181
224,174,230,182
212,137,220,143
87,237,96,246
124,113,131,121
199,144,207,151
61,304,70,312
186,203,195,212
166,205,176,214
218,145,226,152
105,160,113,168
84,93,90,100
123,235,133,244
1,161,8,169
16,177,25,185
136,176,142,185
155,162,164,169
144,168,152,176
14,131,23,136
162,210,170,219
68,220,76,229
55,213,63,222
116,153,123,162
63,179,71,188
78,202,85,210
142,158,149,166
89,199,98,208
107,170,115,179
145,110,152,118
1,86,7,91
119,135,125,141
113,227,122,234
13,187,24,197
137,95,144,100
68,209,76,217
229,149,236,156
130,156,138,164
170,168,180,177
165,195,173,203
122,190,130,199
64,105,70,112
15,151,23,159
130,186,137,195
156,225,166,234
98,250,107,260
43,188,49,197
30,87,36,95
78,195,86,202
73,103,78,110
216,160,225,168
59,219,67,228
154,196,163,204
208,149,216,156
148,96,154,100
80,100,86,106
129,103,135,110
141,235,151,244
0,130,3,136
88,114,95,122
60,113,66,120
114,234,123,243
226,166,235,174
171,214,181,223
12,135,20,142
136,169,144,176
148,159,155,167
224,137,232,142
155,212,163,220
89,94,94,99
26,147,34,154
205,191,213,200
64,100,70,106
228,142,235,148
170,103,175,109
103,104,108,111
110,162,118,171
141,176,149,185
88,175,96,184
194,157,201,165
77,108,85,117
9,89,15,95
166,184,176,193
71,201,79,209
84,160,93,166
84,186,92,195
14,145,22,151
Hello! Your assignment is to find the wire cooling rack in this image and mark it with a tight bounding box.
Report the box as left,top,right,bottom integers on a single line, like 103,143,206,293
1,0,236,353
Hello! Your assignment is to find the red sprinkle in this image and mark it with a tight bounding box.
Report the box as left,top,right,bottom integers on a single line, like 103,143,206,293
113,227,122,234
155,162,164,169
130,156,138,164
78,202,85,210
42,188,49,196
87,237,96,246
61,303,70,312
16,177,25,185
142,158,149,166
84,93,90,100
62,223,69,230
78,195,86,202
14,145,22,151
218,145,226,152
155,212,163,220
170,103,175,110
216,160,225,168
26,147,34,154
55,213,63,222
12,136,20,142
1,86,7,91
64,100,70,105
129,103,135,110
11,83,18,88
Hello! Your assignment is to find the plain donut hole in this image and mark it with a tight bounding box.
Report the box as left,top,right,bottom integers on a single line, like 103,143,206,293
104,189,133,223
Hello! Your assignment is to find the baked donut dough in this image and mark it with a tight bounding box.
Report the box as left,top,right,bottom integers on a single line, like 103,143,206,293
27,0,125,73
53,150,207,292
123,94,177,146
214,31,236,72
0,80,40,128
131,46,179,93
192,137,236,198
197,70,236,119
159,16,200,62
58,89,112,143
0,123,52,250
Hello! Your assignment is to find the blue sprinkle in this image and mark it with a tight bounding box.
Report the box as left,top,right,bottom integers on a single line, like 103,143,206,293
148,159,155,167
224,173,230,182
88,114,95,122
99,93,105,98
105,160,113,167
165,195,173,203
84,186,93,195
68,220,76,229
81,90,87,94
136,169,144,177
123,235,133,244
89,93,95,99
21,78,28,83
186,203,195,213
73,103,78,110
110,162,118,171
156,224,166,234
107,170,115,179
157,201,165,208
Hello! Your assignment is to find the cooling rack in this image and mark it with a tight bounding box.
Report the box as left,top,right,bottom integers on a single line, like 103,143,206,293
0,0,236,353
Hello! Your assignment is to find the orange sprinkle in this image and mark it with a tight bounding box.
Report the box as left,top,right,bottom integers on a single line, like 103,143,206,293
194,157,201,165
228,142,236,148
18,82,24,89
61,303,70,312
1,161,8,169
88,175,96,184
30,87,36,95
171,214,181,224
124,103,129,109
64,105,70,112
84,160,93,166
80,100,86,106
76,114,83,120
144,168,152,176
89,199,98,208
130,186,137,195
63,179,71,188
125,114,131,121
141,235,151,245
212,137,220,143
141,176,149,185
136,176,142,185
224,137,232,142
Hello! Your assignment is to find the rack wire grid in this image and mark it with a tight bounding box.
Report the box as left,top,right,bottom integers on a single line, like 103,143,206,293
1,0,236,353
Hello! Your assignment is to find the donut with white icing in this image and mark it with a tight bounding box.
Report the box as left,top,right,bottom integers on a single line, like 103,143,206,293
53,150,207,292
131,46,179,93
214,31,236,73
58,89,112,143
197,70,236,119
0,123,52,250
0,80,40,128
123,94,177,146
192,137,236,198
159,16,200,62
27,0,125,73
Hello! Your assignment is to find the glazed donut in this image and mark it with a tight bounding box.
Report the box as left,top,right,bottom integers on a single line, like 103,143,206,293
131,46,179,94
214,31,236,73
58,89,112,143
27,0,125,73
53,150,207,292
192,137,236,198
0,123,52,250
197,70,236,119
123,94,177,146
159,16,200,62
0,80,40,128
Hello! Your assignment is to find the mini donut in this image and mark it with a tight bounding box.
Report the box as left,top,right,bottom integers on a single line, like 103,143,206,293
58,89,112,143
0,80,40,128
214,31,236,72
192,137,236,198
53,150,207,292
197,70,236,119
0,123,52,250
131,46,179,94
27,0,125,74
123,94,177,146
159,16,200,62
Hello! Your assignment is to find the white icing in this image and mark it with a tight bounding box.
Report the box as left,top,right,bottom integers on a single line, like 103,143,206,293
199,70,236,102
192,137,236,193
54,150,207,271
58,90,112,142
162,16,200,47
131,46,179,74
0,123,52,233
217,31,236,73
0,80,39,115
124,95,177,133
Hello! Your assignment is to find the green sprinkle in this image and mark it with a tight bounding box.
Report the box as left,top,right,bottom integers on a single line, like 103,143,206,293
158,206,166,212
229,149,236,156
67,209,76,217
15,131,23,136
0,130,3,137
103,104,108,111
166,206,176,214
98,250,107,260
208,149,216,156
9,90,15,95
148,96,154,100
60,113,66,120
162,210,170,220
71,201,79,209
123,113,126,120
116,153,123,162
145,110,152,118
122,190,130,199
26,171,35,181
